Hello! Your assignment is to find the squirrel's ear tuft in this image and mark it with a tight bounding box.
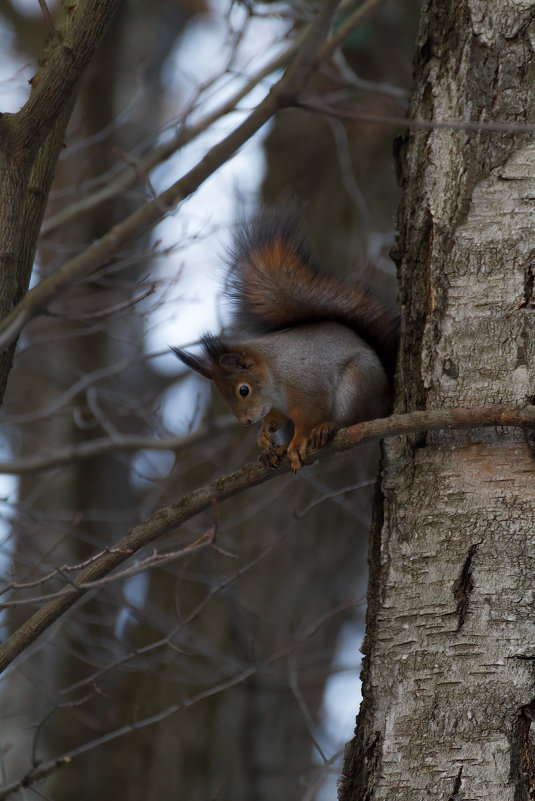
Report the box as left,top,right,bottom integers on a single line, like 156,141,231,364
170,345,213,380
170,333,230,380
199,333,231,363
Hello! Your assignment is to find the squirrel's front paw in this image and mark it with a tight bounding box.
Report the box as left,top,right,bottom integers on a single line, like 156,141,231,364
310,421,336,450
259,444,287,470
257,415,284,451
287,438,308,473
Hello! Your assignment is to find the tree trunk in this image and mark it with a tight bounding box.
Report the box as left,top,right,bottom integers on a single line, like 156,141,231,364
340,1,535,799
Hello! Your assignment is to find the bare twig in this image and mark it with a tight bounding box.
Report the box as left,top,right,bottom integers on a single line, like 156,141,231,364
0,403,534,674
0,418,237,474
318,0,388,65
0,532,213,608
0,547,142,596
293,479,375,519
59,282,156,320
297,98,535,135
288,651,328,762
39,37,294,236
40,86,535,239
37,0,56,38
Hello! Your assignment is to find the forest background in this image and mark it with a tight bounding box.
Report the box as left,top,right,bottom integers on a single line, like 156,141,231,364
2,0,506,799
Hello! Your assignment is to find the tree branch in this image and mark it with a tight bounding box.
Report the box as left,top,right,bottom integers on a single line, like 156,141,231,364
0,403,534,675
0,0,385,351
40,45,297,236
0,596,356,800
41,0,387,236
0,417,236,474
296,98,535,135
14,0,122,154
37,0,56,38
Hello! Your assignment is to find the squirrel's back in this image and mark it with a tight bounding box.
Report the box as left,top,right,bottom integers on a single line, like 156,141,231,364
227,207,398,378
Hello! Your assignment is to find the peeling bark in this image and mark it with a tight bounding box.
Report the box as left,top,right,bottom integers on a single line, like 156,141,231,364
452,541,479,630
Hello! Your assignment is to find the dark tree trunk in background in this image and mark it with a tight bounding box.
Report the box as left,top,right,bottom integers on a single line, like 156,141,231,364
340,2,535,799
2,2,202,798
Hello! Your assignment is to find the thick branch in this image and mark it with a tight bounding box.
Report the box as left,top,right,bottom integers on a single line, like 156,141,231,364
3,401,535,475
14,0,122,154
0,403,534,675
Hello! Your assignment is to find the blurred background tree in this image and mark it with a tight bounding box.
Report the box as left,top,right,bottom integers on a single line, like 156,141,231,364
0,1,421,799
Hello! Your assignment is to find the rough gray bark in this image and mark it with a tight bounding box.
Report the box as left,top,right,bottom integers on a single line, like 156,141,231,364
340,2,535,799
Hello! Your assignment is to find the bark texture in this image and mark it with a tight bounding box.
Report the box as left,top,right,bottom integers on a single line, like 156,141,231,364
340,2,535,799
0,0,120,400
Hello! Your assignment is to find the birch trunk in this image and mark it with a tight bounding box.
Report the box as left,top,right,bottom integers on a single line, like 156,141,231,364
340,2,535,799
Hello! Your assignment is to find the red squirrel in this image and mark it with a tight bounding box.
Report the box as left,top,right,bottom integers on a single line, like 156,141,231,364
172,207,398,472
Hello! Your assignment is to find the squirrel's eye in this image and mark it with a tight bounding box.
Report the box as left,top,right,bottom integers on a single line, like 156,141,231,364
239,384,250,398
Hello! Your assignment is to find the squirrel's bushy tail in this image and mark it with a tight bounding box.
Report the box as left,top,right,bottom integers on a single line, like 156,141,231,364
227,207,399,377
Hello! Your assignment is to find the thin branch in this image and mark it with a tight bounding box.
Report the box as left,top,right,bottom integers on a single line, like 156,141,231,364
24,535,287,774
4,350,153,425
296,98,535,135
0,667,257,798
37,71,535,238
0,418,232,474
0,532,214,608
0,403,534,674
1,546,145,596
319,0,388,64
293,479,375,519
37,0,56,38
288,651,328,762
300,747,347,801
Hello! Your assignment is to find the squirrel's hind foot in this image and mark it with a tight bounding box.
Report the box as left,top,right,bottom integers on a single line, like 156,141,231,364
309,421,336,450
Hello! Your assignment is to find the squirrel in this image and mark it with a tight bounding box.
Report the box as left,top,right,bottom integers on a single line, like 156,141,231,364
171,207,398,472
